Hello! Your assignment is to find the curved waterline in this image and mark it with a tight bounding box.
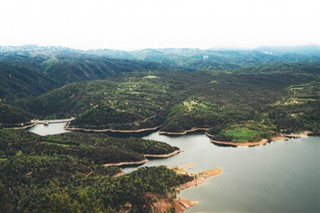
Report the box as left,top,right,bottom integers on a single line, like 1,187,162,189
28,123,320,212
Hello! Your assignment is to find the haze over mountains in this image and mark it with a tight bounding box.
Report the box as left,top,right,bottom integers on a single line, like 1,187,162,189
1,0,319,211
1,45,319,100
1,45,319,132
1,44,319,212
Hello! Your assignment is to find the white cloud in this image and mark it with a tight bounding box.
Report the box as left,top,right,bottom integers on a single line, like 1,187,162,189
0,0,319,50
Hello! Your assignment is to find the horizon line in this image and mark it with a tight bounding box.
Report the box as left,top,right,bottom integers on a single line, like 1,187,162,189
1,43,319,52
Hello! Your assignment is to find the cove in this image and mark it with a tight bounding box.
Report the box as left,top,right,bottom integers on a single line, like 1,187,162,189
127,132,320,213
28,123,320,212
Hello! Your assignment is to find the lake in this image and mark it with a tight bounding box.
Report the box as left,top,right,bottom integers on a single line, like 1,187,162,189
28,123,320,212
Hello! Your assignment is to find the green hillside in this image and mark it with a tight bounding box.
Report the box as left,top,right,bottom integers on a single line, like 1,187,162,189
18,70,319,134
0,129,189,212
0,55,55,100
0,49,177,100
0,103,34,128
1,45,320,213
2,45,319,101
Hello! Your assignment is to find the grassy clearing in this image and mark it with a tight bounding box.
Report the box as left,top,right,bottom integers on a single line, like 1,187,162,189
182,99,210,113
224,127,261,142
211,121,275,143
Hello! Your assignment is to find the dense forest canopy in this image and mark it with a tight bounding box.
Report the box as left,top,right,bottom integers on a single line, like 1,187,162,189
14,71,320,134
0,129,179,164
1,45,319,135
0,45,319,212
0,129,189,212
1,45,319,100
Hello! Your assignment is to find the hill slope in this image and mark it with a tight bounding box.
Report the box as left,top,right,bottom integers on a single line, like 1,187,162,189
0,48,178,100
0,129,189,212
18,68,319,133
2,45,319,101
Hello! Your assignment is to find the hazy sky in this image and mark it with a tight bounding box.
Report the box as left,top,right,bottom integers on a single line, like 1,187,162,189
0,0,319,50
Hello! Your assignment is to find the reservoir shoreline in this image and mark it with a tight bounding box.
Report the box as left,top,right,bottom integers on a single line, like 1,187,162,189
103,159,148,167
27,122,320,213
64,125,162,133
210,131,313,147
103,149,181,167
144,149,181,158
159,127,210,135
150,167,222,213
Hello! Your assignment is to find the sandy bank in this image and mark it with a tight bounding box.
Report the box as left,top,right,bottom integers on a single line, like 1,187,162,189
271,131,312,142
211,139,269,147
169,163,194,175
103,159,148,167
283,131,311,138
210,131,313,147
112,171,125,178
175,167,222,191
148,194,200,213
173,166,222,212
205,132,215,138
174,200,200,213
64,125,162,133
150,165,222,213
144,149,181,158
104,150,180,167
159,127,210,135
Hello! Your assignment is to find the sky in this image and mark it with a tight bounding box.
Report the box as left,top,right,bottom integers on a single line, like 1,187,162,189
0,0,319,50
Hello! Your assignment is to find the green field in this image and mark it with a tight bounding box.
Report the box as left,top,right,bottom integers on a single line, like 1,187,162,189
1,45,320,212
224,127,261,142
209,121,275,142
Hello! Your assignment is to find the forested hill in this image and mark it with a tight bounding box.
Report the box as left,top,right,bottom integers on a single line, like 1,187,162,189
1,45,319,100
17,70,320,134
1,45,319,212
0,129,189,212
0,48,177,100
1,45,319,133
88,45,320,69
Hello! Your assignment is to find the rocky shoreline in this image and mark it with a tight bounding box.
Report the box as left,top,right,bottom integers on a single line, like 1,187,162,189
103,159,148,167
159,127,210,135
211,138,269,147
148,166,222,213
144,149,181,158
104,149,181,167
64,125,162,133
209,131,313,147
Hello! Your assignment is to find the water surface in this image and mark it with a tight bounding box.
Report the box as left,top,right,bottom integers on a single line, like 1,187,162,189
140,132,320,213
28,124,320,212
28,123,69,136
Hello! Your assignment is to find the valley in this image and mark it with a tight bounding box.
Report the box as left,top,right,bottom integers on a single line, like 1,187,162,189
0,45,319,212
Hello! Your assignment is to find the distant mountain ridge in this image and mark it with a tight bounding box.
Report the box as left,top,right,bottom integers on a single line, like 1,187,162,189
0,47,179,100
84,46,320,70
254,45,320,56
1,45,319,101
3,44,319,63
